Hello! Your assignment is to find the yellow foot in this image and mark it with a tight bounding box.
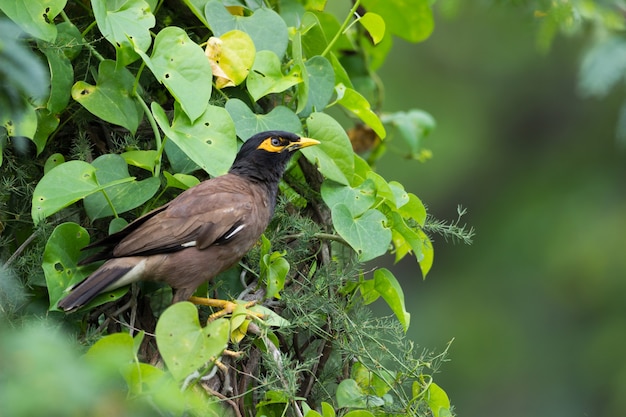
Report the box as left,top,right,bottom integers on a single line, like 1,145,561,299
188,296,263,321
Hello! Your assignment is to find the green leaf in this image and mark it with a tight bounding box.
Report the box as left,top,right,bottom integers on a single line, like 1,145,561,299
92,0,155,66
300,12,328,57
4,104,37,139
109,217,128,234
321,402,336,417
301,55,335,115
163,140,201,174
335,84,386,139
181,0,209,26
292,31,309,115
84,332,135,368
248,305,291,327
163,171,200,190
364,171,394,204
361,0,433,43
39,41,73,113
155,302,230,381
302,112,354,185
43,153,64,174
321,179,376,218
261,251,290,300
225,99,302,141
344,411,376,417
310,11,353,55
206,30,255,88
71,60,143,134
32,109,60,155
417,228,434,277
205,1,289,59
31,160,98,224
332,204,391,262
426,382,451,417
388,181,409,209
359,12,385,45
374,268,410,331
153,101,236,176
55,21,83,60
381,109,435,159
136,27,212,122
42,222,91,309
121,150,158,172
398,193,427,226
246,50,302,101
83,154,160,220
579,36,626,98
336,378,383,409
0,0,66,42
42,223,129,310
388,211,423,264
351,361,395,397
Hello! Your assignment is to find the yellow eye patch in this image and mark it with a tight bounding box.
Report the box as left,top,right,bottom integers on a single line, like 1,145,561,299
257,137,286,153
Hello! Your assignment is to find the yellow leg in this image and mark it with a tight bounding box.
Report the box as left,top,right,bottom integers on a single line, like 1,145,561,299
188,296,264,321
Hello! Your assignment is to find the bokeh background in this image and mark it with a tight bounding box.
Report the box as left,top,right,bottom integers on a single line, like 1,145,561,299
375,4,626,417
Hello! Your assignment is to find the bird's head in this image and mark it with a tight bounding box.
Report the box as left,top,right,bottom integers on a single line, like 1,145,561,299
229,131,320,182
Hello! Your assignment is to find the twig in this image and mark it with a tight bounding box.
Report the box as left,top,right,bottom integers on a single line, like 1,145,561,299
205,387,243,417
3,231,38,268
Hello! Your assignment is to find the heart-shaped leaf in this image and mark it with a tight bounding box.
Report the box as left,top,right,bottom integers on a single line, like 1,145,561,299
39,40,73,113
153,101,236,176
32,160,98,224
92,0,155,66
71,60,143,133
163,171,200,190
42,222,91,309
381,109,435,159
205,1,289,59
246,50,302,101
121,150,158,172
321,179,376,218
331,204,391,262
300,55,335,116
42,222,128,310
0,0,65,42
155,302,230,381
302,112,354,185
136,27,212,122
426,382,452,417
225,99,301,141
83,154,160,220
205,30,255,88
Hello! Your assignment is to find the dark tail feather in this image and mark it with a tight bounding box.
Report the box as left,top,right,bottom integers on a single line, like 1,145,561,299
57,264,132,312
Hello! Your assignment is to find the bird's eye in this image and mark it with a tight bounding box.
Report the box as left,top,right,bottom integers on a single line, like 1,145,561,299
271,138,282,147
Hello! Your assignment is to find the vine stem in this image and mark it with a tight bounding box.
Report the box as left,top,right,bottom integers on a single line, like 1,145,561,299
133,90,163,177
61,11,106,62
321,0,361,57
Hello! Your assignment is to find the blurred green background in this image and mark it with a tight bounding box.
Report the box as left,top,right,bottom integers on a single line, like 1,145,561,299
376,4,626,417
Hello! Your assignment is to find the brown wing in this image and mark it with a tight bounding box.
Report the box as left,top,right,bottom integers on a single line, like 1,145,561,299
112,174,258,257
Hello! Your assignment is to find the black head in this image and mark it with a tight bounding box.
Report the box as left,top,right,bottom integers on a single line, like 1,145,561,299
229,130,319,184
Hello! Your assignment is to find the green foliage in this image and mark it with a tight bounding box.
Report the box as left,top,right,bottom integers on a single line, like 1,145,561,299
0,0,460,416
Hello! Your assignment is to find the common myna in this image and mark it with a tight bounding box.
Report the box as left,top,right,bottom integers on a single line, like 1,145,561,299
57,131,319,312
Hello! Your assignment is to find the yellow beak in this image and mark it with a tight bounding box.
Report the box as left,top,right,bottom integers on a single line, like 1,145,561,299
286,137,320,151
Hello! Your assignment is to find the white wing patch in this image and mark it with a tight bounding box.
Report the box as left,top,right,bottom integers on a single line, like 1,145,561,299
181,241,197,248
104,259,147,291
223,224,245,240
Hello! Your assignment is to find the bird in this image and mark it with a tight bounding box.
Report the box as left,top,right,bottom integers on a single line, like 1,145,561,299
57,131,320,312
